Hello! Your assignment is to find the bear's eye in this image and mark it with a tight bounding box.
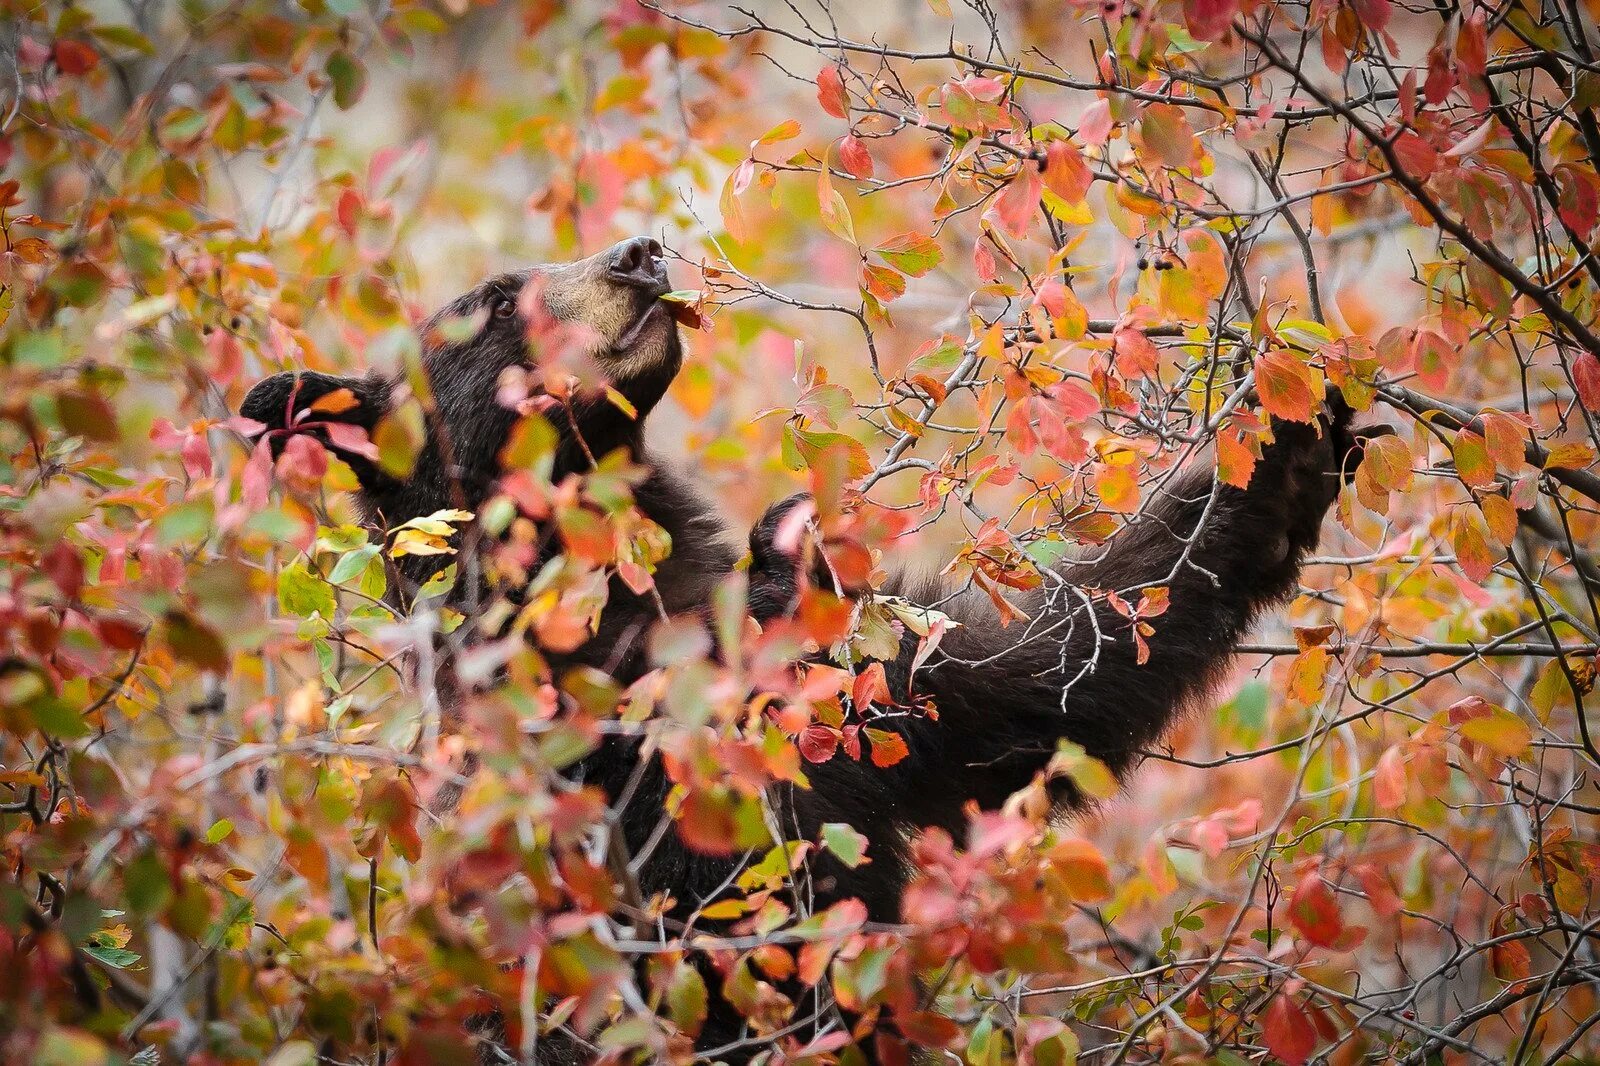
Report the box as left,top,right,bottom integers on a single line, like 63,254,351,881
491,296,517,320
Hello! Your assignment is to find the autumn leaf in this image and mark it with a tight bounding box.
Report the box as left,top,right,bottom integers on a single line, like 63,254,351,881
1374,745,1409,809
816,164,857,245
875,232,943,277
1042,140,1092,203
1255,350,1321,423
1137,104,1199,169
864,727,909,768
1452,430,1495,488
1576,350,1600,411
1184,0,1240,39
800,724,840,763
1262,993,1318,1066
1457,705,1533,758
52,39,99,75
821,822,870,867
838,134,873,179
1288,870,1345,946
816,65,848,118
992,161,1043,238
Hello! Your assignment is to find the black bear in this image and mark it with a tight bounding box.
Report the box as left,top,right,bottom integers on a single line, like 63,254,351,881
241,236,1372,1061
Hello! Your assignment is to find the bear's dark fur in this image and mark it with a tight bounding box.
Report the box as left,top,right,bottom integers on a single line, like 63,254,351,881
241,237,1371,1061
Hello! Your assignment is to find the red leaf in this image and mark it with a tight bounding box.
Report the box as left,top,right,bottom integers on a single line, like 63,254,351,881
1348,0,1391,31
1575,351,1600,411
816,65,848,119
838,135,873,179
1557,164,1600,238
277,433,328,489
1289,871,1344,947
1352,863,1404,917
973,239,998,282
242,439,274,508
42,542,84,599
1262,994,1318,1066
840,722,862,761
1392,131,1439,180
1424,44,1456,104
182,431,213,480
1050,380,1100,420
1078,98,1112,146
1183,0,1239,40
1113,326,1161,379
1374,745,1408,809
851,662,891,709
799,725,839,763
52,39,98,76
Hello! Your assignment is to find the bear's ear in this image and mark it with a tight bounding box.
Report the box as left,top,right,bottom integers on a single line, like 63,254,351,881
239,371,394,491
240,371,384,434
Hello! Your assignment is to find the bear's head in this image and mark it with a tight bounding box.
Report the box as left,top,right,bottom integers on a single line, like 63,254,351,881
240,235,684,525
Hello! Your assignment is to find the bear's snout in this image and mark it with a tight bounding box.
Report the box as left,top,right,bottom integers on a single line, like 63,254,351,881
603,236,668,295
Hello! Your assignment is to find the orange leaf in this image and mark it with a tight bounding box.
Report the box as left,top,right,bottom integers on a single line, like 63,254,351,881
1450,505,1497,583
1353,863,1404,917
851,662,891,709
309,388,360,415
52,39,99,76
1043,140,1092,202
1452,430,1495,488
1256,350,1320,423
992,161,1042,238
864,727,909,768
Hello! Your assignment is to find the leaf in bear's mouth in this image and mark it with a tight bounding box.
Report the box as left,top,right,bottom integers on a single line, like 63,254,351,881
658,289,706,329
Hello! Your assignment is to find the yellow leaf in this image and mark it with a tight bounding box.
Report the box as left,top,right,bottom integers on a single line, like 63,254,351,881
1459,709,1533,757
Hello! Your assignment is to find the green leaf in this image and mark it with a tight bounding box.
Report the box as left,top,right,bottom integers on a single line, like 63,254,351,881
125,848,172,918
326,50,367,110
416,562,458,603
30,695,89,739
375,397,426,477
874,232,943,277
328,543,379,585
82,943,141,969
204,818,235,845
277,557,338,620
1050,740,1119,799
821,822,869,868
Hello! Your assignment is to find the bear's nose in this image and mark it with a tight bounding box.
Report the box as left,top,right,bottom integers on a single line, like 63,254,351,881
604,235,667,291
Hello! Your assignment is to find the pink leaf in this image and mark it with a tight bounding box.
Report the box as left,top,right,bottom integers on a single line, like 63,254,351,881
992,161,1042,237
323,421,380,460
1078,99,1113,146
